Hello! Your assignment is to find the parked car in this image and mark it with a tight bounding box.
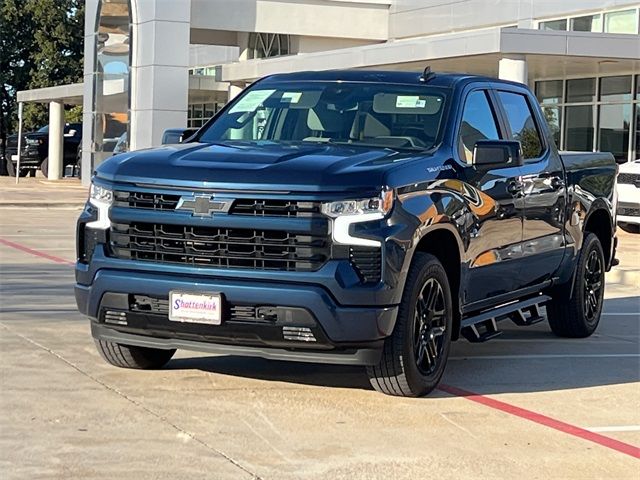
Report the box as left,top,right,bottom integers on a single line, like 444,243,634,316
76,71,617,397
4,123,82,177
617,159,640,233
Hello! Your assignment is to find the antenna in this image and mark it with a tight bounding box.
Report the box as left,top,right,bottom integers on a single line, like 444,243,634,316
420,66,436,82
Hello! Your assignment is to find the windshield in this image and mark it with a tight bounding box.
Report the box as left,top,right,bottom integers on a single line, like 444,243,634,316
199,82,448,150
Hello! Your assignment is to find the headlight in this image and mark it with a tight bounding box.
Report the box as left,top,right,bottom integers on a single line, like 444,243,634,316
89,183,113,206
322,190,393,247
86,183,112,229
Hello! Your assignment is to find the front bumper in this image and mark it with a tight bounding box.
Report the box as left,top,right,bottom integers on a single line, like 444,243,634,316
76,268,398,365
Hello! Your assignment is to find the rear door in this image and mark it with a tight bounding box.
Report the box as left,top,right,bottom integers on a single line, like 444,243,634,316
455,87,525,305
494,87,566,287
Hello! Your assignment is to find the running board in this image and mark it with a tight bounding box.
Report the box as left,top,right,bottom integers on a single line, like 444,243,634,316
460,295,551,343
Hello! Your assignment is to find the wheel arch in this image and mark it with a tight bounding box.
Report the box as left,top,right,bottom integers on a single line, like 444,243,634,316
583,205,614,268
410,224,464,340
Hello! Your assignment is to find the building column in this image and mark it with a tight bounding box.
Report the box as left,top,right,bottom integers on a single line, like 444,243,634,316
228,82,246,101
129,0,191,151
47,101,65,180
498,55,529,85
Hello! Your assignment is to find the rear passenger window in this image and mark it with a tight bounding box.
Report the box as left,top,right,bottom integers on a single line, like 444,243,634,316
458,91,501,163
497,91,544,160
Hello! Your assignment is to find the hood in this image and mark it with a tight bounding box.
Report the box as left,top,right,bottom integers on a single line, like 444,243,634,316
95,141,433,193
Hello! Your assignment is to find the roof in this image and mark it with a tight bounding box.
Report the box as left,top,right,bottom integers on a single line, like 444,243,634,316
259,70,515,88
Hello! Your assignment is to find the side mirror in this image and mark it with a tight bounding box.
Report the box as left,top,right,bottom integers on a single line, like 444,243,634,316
473,140,523,169
161,128,199,145
179,128,199,143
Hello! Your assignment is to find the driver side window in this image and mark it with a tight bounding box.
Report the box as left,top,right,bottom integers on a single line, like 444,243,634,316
458,91,501,164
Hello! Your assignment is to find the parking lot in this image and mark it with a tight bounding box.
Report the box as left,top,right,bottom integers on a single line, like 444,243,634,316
0,178,638,479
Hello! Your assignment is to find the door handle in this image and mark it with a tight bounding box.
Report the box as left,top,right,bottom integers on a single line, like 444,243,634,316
550,176,565,190
507,180,523,195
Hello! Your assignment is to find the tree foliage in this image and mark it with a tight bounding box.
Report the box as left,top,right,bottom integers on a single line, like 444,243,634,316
0,0,84,146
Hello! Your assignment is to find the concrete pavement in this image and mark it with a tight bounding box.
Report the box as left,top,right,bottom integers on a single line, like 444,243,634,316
0,183,638,479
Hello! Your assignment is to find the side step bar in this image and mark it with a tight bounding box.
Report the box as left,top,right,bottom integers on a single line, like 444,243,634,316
460,295,551,343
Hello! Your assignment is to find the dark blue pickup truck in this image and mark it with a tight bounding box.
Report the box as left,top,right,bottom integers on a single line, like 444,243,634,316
75,71,617,397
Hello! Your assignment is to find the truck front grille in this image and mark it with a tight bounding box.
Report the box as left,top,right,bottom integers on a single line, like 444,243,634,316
108,222,330,271
114,191,181,210
618,173,640,187
230,199,321,217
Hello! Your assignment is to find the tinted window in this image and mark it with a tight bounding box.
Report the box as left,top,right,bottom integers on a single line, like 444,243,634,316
458,90,500,163
498,91,543,160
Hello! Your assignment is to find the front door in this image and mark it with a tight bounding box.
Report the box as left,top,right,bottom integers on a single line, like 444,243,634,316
455,88,525,305
494,88,567,287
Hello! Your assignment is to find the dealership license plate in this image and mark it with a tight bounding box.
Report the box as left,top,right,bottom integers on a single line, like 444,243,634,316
169,291,222,325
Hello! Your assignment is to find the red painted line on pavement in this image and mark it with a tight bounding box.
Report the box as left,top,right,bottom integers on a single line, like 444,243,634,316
439,383,640,460
0,238,74,265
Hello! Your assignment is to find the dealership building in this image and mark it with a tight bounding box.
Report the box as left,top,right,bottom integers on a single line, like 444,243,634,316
15,0,640,183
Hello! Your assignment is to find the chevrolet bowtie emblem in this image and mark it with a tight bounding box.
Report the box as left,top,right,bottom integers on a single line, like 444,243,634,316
176,195,230,216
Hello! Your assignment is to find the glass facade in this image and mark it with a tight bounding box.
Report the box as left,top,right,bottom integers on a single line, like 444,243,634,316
247,33,291,59
187,102,224,128
92,0,131,165
535,74,640,162
538,7,639,35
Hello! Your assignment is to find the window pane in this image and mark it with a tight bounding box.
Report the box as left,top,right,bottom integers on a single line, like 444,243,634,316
600,76,632,102
565,105,594,151
540,19,567,31
570,14,602,32
566,78,596,103
535,80,563,104
542,106,561,148
636,75,639,100
458,91,500,163
498,91,543,159
635,105,639,160
604,9,638,34
599,104,631,162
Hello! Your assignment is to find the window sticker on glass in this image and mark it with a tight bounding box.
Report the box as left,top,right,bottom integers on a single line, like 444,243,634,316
396,96,427,108
229,89,276,113
281,92,303,103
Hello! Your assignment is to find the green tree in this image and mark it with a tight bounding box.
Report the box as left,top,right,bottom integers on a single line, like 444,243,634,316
0,0,84,152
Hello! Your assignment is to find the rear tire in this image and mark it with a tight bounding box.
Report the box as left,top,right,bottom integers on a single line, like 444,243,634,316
95,339,176,369
547,233,605,338
367,253,453,397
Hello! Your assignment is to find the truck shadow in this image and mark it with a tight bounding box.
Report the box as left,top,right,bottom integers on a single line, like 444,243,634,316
167,295,639,395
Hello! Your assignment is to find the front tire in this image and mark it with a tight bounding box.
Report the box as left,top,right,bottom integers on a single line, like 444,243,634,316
547,232,605,338
95,339,176,369
367,253,453,397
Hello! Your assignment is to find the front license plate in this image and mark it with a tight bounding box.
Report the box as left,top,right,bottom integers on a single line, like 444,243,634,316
11,155,18,161
169,291,222,325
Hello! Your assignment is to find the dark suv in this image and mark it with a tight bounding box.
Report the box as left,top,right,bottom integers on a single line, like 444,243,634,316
4,123,82,177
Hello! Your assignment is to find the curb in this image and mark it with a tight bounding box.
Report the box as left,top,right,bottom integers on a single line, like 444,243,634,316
0,202,84,208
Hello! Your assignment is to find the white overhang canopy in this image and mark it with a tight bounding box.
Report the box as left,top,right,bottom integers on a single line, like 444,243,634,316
220,28,640,82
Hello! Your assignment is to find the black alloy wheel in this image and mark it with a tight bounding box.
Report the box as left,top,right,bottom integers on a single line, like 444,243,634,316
583,249,603,323
413,278,447,376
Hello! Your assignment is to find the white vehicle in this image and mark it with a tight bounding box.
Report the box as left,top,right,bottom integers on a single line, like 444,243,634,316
617,160,640,234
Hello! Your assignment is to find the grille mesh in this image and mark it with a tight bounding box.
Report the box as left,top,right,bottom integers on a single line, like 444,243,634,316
109,222,329,271
618,173,640,186
114,191,180,210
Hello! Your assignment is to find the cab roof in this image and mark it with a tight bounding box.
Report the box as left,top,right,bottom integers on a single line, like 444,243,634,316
259,70,522,89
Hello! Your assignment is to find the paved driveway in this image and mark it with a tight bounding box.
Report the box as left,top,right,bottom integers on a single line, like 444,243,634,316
1,202,638,479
